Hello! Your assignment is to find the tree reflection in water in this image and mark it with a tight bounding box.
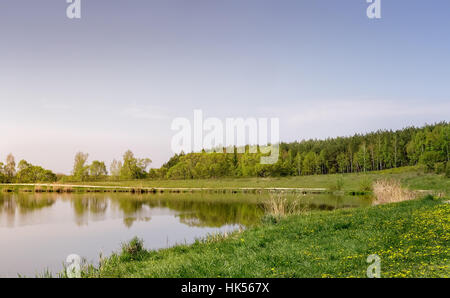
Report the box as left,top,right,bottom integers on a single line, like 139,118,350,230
0,192,371,228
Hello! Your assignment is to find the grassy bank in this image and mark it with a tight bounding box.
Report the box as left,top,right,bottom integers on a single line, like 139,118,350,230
2,166,449,195
84,196,449,278
58,166,450,194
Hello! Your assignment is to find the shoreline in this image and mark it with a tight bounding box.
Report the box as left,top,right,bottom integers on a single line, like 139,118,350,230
0,183,328,194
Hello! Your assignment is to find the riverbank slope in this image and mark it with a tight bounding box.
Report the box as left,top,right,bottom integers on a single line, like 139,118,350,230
85,196,449,278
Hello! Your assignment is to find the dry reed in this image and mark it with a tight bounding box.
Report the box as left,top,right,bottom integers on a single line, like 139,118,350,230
264,193,307,217
372,179,416,205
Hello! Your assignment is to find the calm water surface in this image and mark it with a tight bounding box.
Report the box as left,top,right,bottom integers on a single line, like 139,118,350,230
0,192,371,277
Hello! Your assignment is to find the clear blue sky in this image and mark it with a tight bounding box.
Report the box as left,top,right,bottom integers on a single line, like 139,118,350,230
0,0,449,173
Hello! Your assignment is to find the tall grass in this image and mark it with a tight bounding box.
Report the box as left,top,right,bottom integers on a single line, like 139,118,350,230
358,175,373,192
373,179,416,205
263,193,309,217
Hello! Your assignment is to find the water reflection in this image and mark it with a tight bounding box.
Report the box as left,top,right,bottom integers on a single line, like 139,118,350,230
0,192,372,229
0,193,55,214
0,193,56,228
0,192,371,277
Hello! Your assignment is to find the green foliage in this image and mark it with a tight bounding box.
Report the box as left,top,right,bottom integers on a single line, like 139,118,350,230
336,152,350,173
329,176,344,192
68,153,111,182
0,162,6,183
0,155,17,183
302,151,318,175
120,150,151,180
109,159,122,179
167,151,234,179
434,162,446,174
358,176,373,192
72,152,90,181
423,194,437,201
420,151,441,172
148,167,167,179
120,237,145,261
3,154,16,182
15,160,57,183
157,122,449,180
89,161,108,179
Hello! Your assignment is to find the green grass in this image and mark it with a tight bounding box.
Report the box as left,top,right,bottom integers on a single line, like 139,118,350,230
58,166,449,194
84,196,449,278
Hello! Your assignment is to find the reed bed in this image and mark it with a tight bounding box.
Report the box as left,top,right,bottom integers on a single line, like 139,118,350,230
263,193,309,217
372,179,417,205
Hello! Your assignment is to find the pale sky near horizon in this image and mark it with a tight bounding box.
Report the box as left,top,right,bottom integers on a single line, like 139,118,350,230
1,0,449,174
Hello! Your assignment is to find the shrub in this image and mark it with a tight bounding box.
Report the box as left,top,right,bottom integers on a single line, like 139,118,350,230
358,176,373,192
434,162,446,174
419,151,441,172
121,237,145,261
423,194,437,201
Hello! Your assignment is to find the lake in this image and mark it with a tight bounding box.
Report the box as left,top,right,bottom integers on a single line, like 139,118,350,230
0,192,371,277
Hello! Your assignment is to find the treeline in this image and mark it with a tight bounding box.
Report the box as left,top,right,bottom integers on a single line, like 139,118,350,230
0,150,152,183
0,155,57,183
1,122,449,183
70,150,151,181
153,122,449,179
